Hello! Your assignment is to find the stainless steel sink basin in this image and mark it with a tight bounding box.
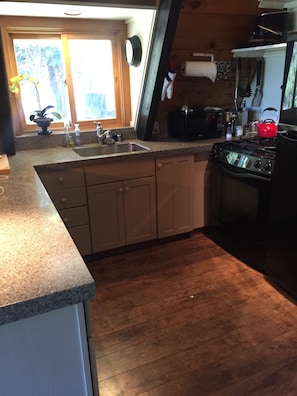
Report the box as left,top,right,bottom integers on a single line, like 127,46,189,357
73,142,149,157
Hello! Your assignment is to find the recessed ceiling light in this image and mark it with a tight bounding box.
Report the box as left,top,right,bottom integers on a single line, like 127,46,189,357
63,10,84,17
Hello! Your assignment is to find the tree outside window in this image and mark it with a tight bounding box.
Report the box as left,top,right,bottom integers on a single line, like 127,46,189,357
13,36,117,128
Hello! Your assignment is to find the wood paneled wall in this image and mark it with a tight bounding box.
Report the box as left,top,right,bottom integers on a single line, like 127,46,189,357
157,0,272,118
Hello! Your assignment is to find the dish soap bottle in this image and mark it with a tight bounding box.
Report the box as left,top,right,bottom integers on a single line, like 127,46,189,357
74,123,82,146
64,120,74,147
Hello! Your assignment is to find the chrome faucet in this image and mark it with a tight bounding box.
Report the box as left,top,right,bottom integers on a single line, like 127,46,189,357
94,122,115,145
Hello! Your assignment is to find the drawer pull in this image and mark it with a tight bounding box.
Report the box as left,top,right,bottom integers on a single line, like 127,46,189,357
63,217,69,224
61,197,67,203
119,187,124,193
125,186,129,192
57,176,64,182
157,163,163,169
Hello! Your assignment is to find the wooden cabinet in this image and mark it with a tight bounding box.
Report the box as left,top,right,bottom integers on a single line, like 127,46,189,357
85,160,156,253
193,151,210,229
37,167,92,256
156,155,194,238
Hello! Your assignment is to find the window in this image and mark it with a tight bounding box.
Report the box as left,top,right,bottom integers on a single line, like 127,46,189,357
3,18,131,135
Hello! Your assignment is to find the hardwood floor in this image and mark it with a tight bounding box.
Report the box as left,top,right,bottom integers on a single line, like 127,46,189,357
87,231,297,396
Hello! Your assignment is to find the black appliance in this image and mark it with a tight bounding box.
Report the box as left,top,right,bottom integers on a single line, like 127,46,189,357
278,32,297,131
265,131,297,300
0,32,15,156
168,106,223,141
252,10,289,45
263,31,297,301
206,136,277,273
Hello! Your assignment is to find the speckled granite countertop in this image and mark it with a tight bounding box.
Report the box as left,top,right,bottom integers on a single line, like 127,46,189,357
0,137,221,326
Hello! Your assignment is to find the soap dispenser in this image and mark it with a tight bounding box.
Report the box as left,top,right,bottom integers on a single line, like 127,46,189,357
74,123,82,146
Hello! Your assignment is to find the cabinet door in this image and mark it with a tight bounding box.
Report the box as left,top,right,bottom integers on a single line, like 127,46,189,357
193,152,210,229
38,167,85,191
156,155,194,238
49,187,87,210
124,176,156,245
87,182,125,253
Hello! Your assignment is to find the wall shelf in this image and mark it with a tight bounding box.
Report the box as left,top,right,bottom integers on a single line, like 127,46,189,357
258,0,285,9
232,43,287,58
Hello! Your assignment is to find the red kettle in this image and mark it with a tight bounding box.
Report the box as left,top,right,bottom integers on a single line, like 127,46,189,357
256,107,278,138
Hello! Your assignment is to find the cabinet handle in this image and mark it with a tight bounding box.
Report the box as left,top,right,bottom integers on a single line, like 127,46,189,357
119,187,124,193
125,186,129,192
57,176,64,182
61,197,67,203
157,163,163,169
63,217,69,224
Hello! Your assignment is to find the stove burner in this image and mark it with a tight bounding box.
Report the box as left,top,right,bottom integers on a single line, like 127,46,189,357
210,136,276,178
225,136,277,156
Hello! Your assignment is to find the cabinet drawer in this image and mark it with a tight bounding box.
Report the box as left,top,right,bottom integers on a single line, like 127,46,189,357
68,225,92,256
59,206,89,228
50,187,87,210
38,167,85,191
85,159,155,185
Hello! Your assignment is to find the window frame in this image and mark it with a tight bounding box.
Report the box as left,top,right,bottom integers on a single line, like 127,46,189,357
1,16,131,136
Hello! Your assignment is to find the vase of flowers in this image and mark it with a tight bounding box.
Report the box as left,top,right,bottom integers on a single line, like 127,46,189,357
9,74,62,135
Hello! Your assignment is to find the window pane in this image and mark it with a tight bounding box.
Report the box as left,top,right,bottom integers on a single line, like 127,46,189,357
68,39,116,121
13,38,69,123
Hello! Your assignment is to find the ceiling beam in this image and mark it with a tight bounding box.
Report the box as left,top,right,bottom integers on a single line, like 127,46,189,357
1,0,157,8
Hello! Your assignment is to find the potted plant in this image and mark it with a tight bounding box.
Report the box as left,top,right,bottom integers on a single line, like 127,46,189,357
29,105,62,135
9,74,62,135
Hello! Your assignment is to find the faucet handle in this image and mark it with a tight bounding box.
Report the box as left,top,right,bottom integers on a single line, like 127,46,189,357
94,121,103,134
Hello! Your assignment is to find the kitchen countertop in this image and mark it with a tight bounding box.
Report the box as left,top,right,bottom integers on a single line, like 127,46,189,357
0,137,220,326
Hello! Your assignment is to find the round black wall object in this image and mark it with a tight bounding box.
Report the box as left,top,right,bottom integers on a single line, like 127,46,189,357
124,35,142,67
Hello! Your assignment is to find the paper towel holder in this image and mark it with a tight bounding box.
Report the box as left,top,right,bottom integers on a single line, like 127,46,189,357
190,52,232,81
192,52,215,62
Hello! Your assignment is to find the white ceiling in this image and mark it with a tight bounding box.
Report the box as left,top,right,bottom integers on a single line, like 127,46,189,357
0,2,152,20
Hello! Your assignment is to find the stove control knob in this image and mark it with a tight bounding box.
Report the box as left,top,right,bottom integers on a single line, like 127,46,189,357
264,161,272,172
254,159,262,169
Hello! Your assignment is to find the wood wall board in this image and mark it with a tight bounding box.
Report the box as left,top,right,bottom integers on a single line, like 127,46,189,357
160,79,235,111
180,0,272,15
156,0,274,122
173,14,258,52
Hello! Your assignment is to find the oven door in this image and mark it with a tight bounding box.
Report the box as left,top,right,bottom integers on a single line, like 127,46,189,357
209,160,272,243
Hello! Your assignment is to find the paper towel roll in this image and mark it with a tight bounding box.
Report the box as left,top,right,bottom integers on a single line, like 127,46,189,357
181,61,217,82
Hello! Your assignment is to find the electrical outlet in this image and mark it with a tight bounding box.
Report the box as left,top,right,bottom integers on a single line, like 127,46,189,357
153,121,159,134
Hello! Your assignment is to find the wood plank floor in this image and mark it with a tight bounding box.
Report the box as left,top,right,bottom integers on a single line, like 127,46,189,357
87,231,297,396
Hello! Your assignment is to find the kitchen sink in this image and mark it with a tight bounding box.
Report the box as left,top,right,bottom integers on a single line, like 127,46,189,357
73,142,150,157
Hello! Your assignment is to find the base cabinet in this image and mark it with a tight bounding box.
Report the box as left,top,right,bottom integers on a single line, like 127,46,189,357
37,153,208,254
37,167,92,256
0,303,98,396
85,160,156,253
156,155,194,238
193,151,210,229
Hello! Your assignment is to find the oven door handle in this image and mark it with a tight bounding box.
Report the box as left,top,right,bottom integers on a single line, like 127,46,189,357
221,164,271,182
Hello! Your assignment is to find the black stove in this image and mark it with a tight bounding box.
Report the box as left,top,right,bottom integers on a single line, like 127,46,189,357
210,136,276,178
